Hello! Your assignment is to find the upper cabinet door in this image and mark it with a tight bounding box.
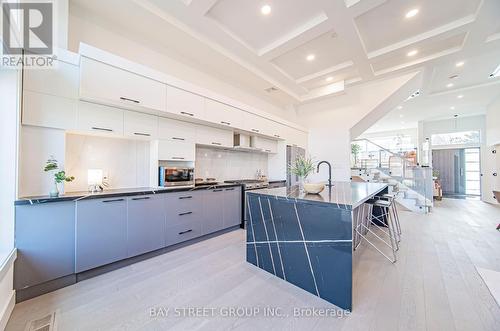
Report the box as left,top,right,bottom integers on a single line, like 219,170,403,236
80,57,167,112
124,111,158,139
158,117,196,142
166,86,205,120
205,99,243,129
195,125,233,148
242,112,274,137
77,101,124,136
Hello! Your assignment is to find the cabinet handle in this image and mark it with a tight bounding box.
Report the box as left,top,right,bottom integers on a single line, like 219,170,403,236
132,197,150,201
120,97,140,104
172,137,185,141
134,132,151,137
180,111,194,117
102,198,124,203
92,127,113,132
251,129,260,133
225,188,235,191
179,196,192,200
265,149,271,152
211,142,222,146
213,189,223,192
172,157,185,160
220,121,231,125
179,211,193,216
179,229,193,235
274,134,280,138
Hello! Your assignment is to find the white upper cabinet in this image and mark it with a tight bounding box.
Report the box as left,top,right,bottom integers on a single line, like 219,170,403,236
286,127,308,149
22,59,79,130
158,117,196,142
80,57,166,112
166,86,205,120
195,125,233,148
77,101,124,136
242,112,271,136
251,136,278,154
158,140,195,161
124,111,158,139
205,99,243,129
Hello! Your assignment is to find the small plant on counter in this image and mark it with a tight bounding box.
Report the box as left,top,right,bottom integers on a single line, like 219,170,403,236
289,155,316,191
44,156,75,197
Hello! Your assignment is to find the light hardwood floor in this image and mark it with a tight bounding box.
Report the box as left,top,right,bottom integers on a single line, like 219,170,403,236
6,199,500,331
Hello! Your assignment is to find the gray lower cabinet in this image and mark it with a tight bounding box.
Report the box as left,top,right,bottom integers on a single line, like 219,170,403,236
127,195,166,258
202,188,225,234
76,198,127,272
14,202,75,290
165,190,203,246
223,187,242,227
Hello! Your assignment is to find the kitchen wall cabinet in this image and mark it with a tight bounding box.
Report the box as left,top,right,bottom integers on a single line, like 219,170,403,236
202,188,225,234
22,59,79,130
127,195,166,257
195,125,233,148
252,136,278,154
158,140,195,161
158,117,196,142
205,98,244,129
242,112,271,136
14,202,75,290
77,101,124,136
124,111,158,139
75,198,128,272
222,187,242,228
166,86,205,120
80,57,166,112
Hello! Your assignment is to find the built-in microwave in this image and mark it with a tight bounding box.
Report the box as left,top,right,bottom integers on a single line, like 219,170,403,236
159,165,195,187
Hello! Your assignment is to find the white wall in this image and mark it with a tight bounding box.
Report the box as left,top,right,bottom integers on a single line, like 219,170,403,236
485,97,500,203
65,134,151,192
486,96,500,146
195,147,268,181
296,73,419,183
67,8,297,123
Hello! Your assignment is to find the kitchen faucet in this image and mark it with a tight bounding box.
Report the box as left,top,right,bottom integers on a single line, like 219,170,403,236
317,161,333,187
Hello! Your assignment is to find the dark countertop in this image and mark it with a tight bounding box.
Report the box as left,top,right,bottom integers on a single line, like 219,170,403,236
246,181,387,209
15,183,242,206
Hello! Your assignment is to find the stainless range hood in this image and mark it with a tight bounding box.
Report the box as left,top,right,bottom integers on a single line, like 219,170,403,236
233,133,263,152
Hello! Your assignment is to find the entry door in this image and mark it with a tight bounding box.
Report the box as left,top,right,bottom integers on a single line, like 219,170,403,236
432,149,466,195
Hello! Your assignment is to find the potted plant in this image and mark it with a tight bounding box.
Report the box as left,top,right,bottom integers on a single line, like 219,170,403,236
289,155,316,192
44,156,75,197
351,143,361,168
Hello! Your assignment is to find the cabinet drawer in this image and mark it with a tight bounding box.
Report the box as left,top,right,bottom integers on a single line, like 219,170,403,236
158,140,195,161
80,57,166,112
77,101,124,135
166,86,205,120
165,191,202,215
124,111,158,139
166,220,202,246
166,210,203,229
158,117,196,142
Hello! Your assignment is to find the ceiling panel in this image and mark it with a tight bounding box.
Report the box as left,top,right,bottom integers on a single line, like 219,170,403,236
300,67,360,90
354,0,481,53
370,32,466,74
270,31,353,80
206,0,326,52
429,49,500,93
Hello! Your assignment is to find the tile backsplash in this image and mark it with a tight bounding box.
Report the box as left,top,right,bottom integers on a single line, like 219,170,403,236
65,134,150,192
195,147,268,181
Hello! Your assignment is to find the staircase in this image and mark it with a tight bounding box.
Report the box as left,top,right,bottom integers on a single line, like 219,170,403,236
351,139,433,213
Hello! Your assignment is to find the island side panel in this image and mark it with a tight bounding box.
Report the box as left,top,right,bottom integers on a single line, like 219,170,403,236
246,193,353,311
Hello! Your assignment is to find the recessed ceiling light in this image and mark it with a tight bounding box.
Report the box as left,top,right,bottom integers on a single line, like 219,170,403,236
397,106,403,110
447,83,454,88
326,76,333,82
407,50,418,57
450,106,455,110
455,61,465,67
399,114,404,118
405,8,419,18
306,54,315,61
260,4,271,15
457,95,464,99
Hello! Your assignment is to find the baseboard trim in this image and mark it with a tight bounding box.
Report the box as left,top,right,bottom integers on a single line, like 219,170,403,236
0,289,15,331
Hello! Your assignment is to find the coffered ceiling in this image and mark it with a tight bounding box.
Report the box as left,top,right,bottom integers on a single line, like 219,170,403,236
71,0,500,109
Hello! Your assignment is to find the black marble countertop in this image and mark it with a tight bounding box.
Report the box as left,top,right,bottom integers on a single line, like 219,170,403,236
15,183,242,206
246,181,387,209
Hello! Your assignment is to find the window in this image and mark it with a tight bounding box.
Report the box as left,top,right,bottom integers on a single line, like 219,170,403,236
431,131,480,146
464,148,481,196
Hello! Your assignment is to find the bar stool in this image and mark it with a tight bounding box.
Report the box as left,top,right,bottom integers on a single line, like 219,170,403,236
354,198,398,263
376,193,402,243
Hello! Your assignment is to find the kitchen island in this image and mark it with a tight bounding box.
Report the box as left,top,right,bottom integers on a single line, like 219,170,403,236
245,181,387,311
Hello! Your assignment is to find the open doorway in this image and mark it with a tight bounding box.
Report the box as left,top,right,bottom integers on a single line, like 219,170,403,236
432,148,481,199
